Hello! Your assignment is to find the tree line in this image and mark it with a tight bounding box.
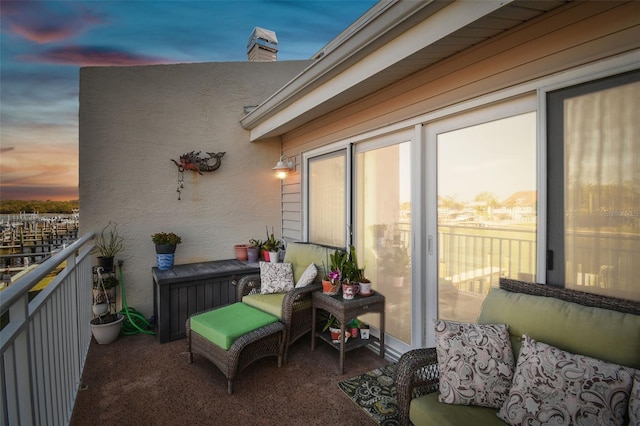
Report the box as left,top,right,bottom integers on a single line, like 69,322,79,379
0,200,79,214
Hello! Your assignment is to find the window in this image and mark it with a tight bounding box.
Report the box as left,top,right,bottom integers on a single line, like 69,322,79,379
307,150,348,247
547,70,640,301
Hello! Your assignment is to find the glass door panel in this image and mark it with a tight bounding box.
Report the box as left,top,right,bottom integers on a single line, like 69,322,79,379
559,77,640,300
308,150,347,247
355,142,412,344
437,112,537,322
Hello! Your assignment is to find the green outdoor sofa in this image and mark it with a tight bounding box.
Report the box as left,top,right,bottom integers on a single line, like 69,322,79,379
396,278,640,426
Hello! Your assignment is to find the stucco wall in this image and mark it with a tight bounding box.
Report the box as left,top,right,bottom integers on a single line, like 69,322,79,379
79,60,310,316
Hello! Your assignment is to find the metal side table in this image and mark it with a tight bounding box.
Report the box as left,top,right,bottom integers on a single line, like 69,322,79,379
311,290,385,374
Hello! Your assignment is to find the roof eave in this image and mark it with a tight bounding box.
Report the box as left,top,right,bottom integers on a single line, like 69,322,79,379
240,0,513,141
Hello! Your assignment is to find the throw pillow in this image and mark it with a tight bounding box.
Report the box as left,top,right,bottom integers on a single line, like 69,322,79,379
295,263,317,288
259,262,294,294
434,319,515,408
497,334,634,426
629,371,640,426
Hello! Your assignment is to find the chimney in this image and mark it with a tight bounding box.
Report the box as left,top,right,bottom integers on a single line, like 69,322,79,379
247,27,278,62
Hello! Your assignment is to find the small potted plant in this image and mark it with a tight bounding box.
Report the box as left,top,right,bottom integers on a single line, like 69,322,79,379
94,222,124,272
90,267,124,344
322,249,346,295
247,238,262,263
341,245,361,299
261,226,284,262
152,232,182,270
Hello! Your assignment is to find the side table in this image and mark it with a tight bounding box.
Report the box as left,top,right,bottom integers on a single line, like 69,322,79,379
311,290,385,374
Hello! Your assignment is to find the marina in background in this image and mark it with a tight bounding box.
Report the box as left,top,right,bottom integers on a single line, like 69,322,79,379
1,210,79,288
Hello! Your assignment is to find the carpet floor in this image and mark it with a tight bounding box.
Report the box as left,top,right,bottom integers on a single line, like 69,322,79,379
70,333,387,425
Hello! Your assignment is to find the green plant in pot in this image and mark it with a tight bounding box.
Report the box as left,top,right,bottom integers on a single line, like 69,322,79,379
247,238,262,263
152,232,182,254
261,226,283,262
90,266,124,343
152,232,182,270
94,222,124,272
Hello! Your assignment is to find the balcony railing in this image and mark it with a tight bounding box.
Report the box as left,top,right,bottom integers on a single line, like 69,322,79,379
1,232,94,426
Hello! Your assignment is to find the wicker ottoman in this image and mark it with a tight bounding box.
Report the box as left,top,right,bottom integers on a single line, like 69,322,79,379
186,303,286,394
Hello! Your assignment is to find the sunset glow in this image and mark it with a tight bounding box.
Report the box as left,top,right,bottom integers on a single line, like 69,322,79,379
0,0,375,201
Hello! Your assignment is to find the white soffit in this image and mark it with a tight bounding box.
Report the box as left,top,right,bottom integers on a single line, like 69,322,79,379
242,0,567,141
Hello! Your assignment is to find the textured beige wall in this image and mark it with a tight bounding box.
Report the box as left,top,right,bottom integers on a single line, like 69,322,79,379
79,60,310,316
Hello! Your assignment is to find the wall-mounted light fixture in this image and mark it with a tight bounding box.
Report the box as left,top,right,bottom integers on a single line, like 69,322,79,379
273,155,294,179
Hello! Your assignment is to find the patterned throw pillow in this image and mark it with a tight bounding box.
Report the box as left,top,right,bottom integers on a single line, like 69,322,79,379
497,334,634,426
259,262,294,294
628,370,640,426
434,320,515,408
295,263,317,288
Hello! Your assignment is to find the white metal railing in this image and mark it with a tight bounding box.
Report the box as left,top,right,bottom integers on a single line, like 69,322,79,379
1,232,94,426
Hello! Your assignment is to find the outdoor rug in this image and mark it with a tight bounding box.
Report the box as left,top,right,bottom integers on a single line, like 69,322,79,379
338,363,399,425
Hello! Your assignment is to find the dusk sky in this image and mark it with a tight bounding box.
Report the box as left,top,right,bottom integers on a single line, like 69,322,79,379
0,0,376,201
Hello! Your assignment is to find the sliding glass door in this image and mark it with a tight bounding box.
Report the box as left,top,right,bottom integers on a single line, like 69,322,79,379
426,97,537,338
355,139,412,345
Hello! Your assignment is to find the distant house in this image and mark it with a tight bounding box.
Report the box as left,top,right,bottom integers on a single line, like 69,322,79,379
80,1,639,355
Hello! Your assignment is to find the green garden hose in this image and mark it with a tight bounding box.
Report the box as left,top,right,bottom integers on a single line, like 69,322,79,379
117,262,155,335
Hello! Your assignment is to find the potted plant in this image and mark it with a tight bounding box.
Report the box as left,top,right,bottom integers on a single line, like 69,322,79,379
322,249,346,295
356,267,373,296
247,238,262,263
94,222,124,272
341,245,361,299
261,226,283,262
90,266,124,344
152,232,182,270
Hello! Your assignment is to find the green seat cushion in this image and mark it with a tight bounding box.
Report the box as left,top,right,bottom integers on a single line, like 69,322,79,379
283,242,333,283
190,303,278,350
410,392,503,426
478,287,640,369
242,293,285,319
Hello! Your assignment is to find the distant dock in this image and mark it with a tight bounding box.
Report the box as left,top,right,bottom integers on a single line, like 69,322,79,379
0,211,79,279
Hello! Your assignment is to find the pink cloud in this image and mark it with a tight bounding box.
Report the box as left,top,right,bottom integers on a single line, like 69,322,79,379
22,46,171,66
1,1,107,44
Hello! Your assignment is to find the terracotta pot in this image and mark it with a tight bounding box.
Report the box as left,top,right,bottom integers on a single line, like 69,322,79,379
322,279,340,295
234,244,249,261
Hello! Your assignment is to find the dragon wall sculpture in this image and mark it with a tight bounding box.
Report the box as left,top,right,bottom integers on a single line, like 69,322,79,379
171,151,225,200
171,151,225,174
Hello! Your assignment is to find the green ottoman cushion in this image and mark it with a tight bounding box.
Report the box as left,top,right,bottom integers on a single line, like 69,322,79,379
190,303,278,350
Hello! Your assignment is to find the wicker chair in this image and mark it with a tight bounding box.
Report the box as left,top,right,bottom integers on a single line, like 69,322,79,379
395,278,640,426
236,242,338,362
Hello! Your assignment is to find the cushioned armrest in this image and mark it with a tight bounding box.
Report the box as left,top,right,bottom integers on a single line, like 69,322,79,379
236,274,261,300
396,347,440,426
